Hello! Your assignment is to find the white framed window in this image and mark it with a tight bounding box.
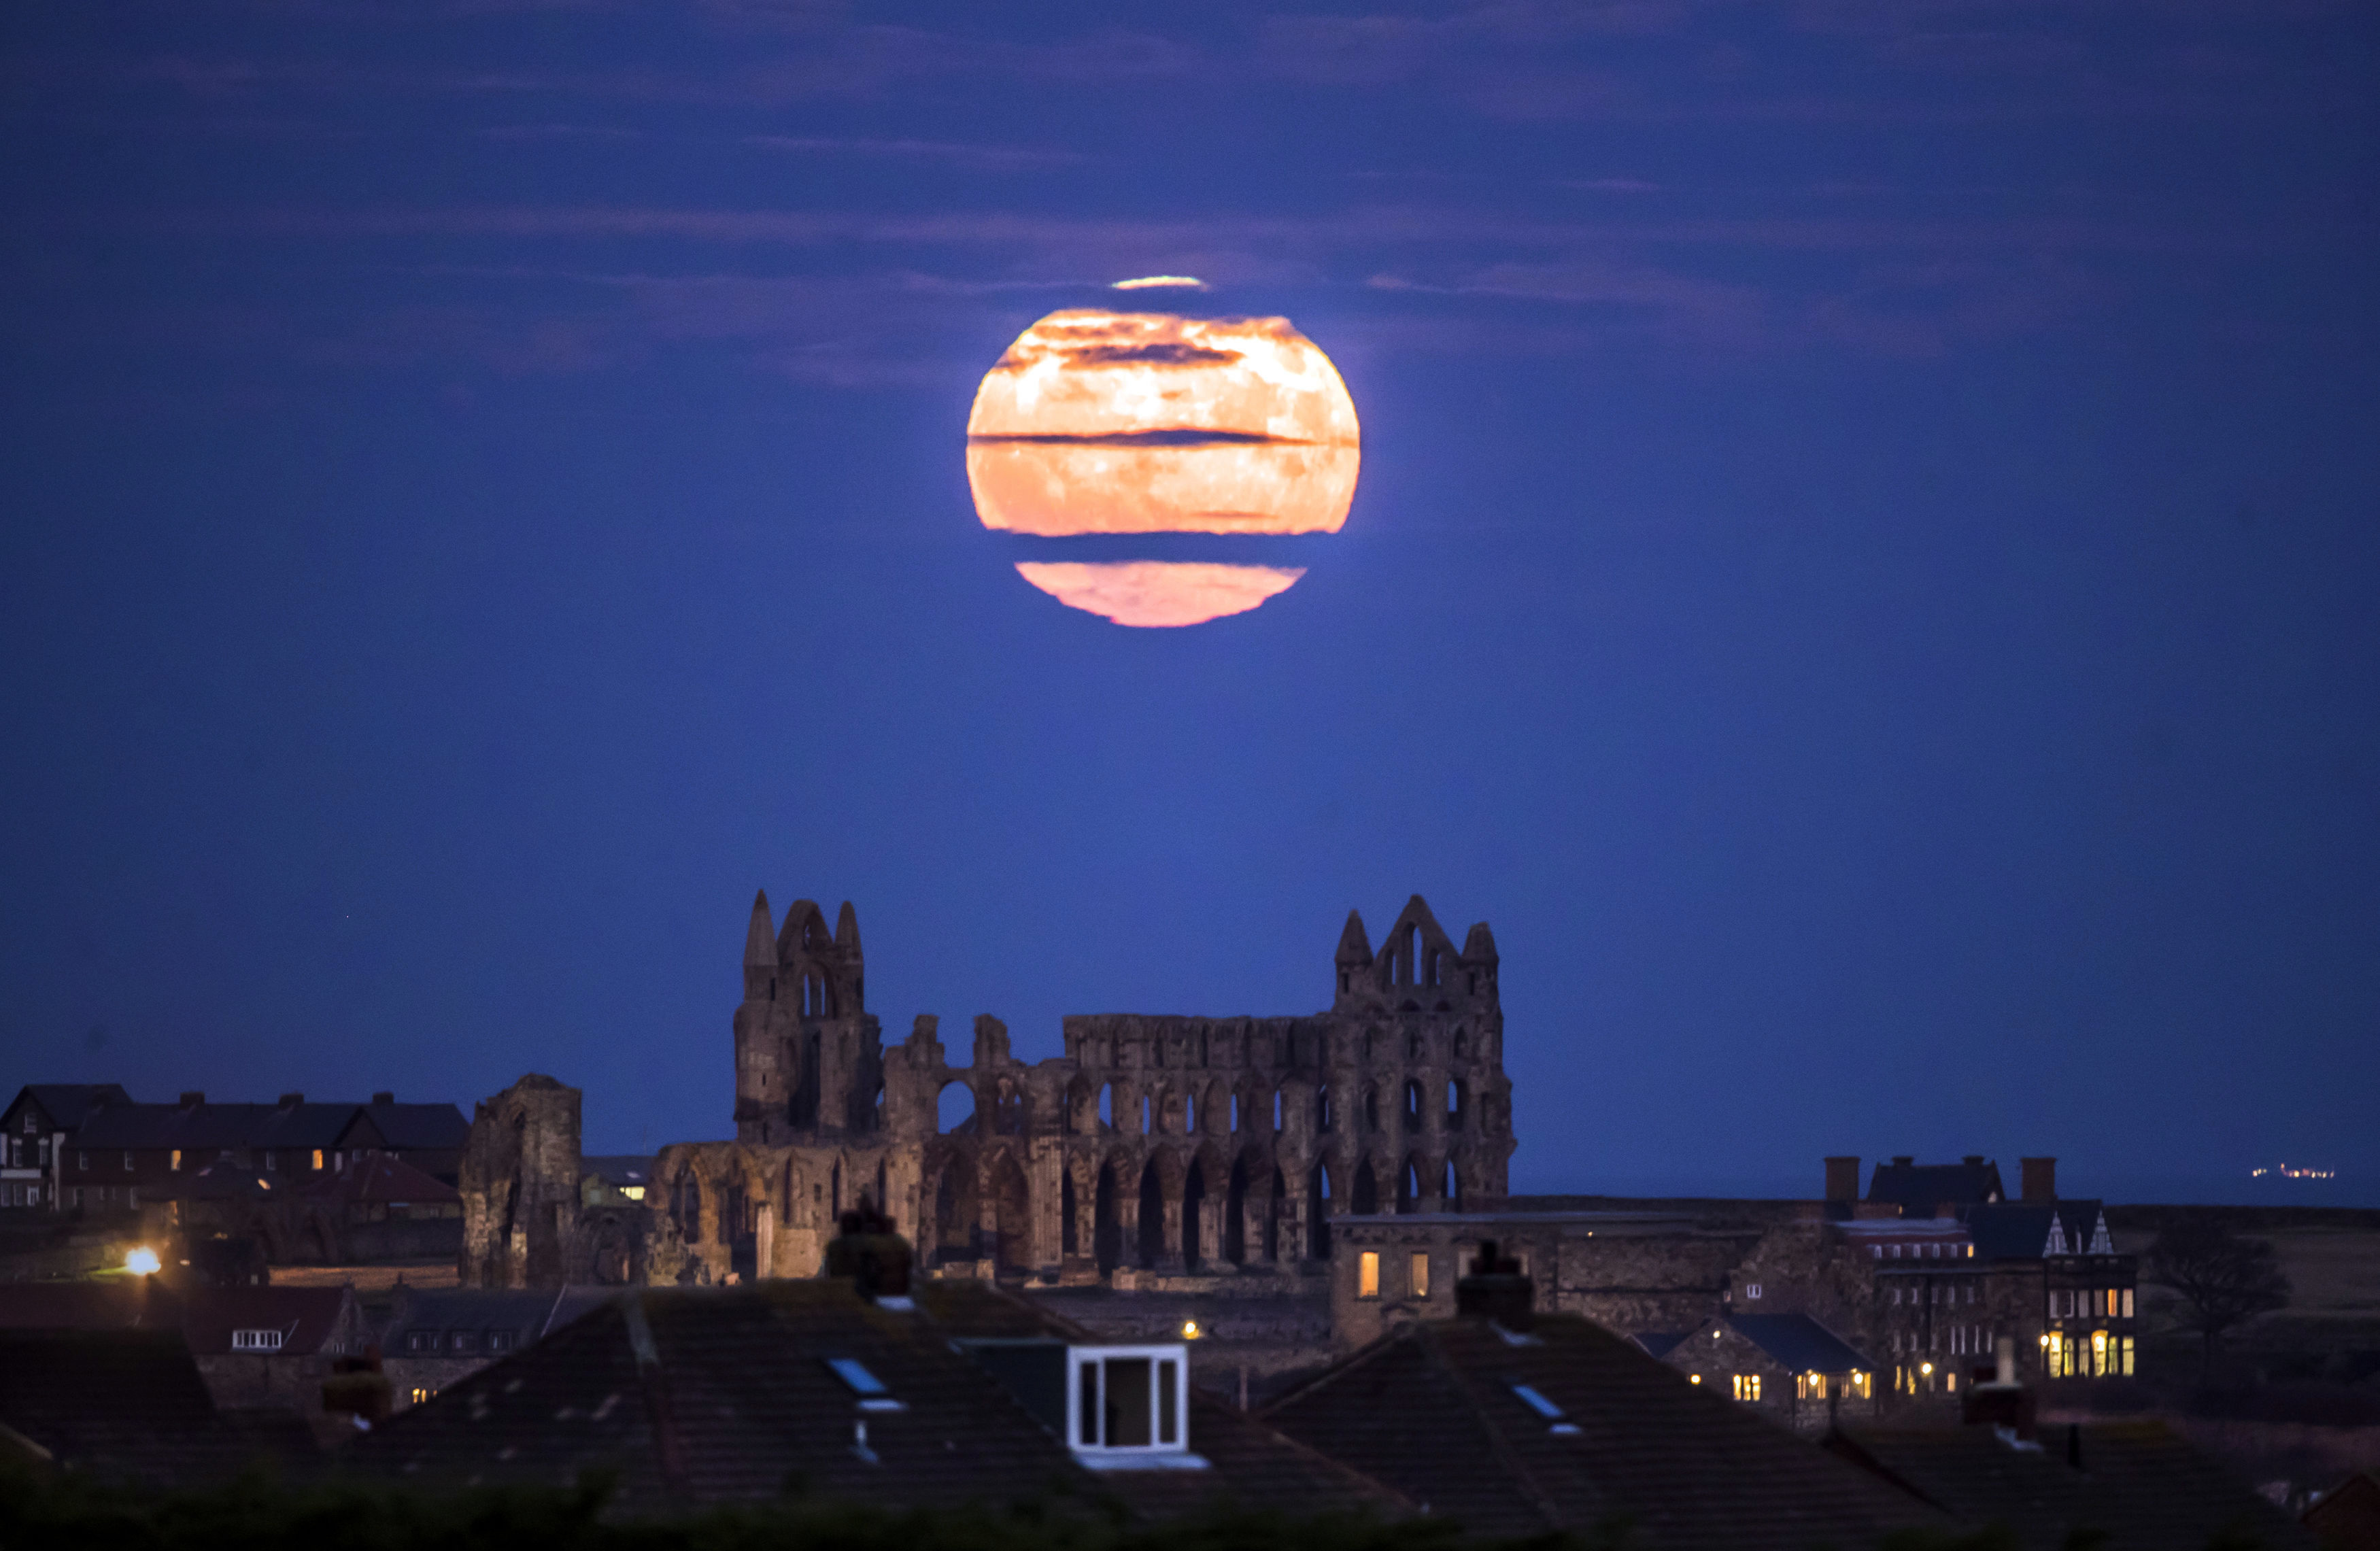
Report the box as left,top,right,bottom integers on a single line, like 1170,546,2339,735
1745,1283,1762,1299
231,1328,284,1352
1066,1345,1197,1467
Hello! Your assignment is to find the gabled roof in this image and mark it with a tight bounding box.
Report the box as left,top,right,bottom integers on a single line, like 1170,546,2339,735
0,1327,242,1484
5,1083,132,1133
380,1286,613,1347
1962,1199,2115,1262
1827,1422,2315,1551
343,1100,469,1152
1724,1314,1873,1375
1867,1158,2006,1214
301,1153,459,1206
1261,1314,1940,1548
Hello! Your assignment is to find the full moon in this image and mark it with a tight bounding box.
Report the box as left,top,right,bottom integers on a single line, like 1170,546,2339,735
967,307,1360,626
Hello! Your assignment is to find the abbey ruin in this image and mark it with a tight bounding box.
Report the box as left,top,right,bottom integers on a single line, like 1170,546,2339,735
459,892,1515,1289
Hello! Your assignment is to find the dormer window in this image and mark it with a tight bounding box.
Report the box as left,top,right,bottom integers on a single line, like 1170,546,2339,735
231,1328,284,1352
1068,1345,1201,1468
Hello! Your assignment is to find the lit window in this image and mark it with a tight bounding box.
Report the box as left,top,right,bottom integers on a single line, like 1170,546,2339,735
1849,1370,1871,1399
1732,1374,1761,1402
312,1149,324,1170
231,1328,284,1352
1358,1251,1380,1299
169,1150,182,1172
621,1184,645,1201
1797,1372,1829,1399
410,1387,436,1405
1410,1252,1431,1299
2121,1288,2134,1319
2120,1337,2135,1376
1068,1346,1193,1464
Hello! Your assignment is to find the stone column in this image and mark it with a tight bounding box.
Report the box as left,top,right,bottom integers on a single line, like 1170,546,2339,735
1155,1167,1187,1274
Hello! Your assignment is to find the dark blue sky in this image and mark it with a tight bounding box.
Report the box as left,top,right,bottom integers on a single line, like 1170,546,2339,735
4,1,2375,1204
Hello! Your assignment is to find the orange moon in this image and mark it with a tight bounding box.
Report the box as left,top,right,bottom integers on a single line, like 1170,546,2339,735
966,307,1359,625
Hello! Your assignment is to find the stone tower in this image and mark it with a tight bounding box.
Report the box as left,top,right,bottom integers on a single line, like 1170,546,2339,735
733,891,886,1146
458,1074,584,1289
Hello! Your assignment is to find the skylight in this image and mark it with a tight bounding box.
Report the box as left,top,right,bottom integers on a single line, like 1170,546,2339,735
824,1358,904,1412
1510,1383,1582,1435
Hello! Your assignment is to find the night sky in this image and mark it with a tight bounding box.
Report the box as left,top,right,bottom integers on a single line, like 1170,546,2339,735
4,1,2375,1205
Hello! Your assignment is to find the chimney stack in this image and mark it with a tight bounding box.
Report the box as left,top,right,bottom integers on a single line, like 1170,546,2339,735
1455,1240,1535,1330
278,1092,304,1109
1960,1335,2037,1439
1962,1155,1985,1167
1824,1157,1860,1204
372,1091,394,1105
2020,1157,2056,1202
178,1091,205,1109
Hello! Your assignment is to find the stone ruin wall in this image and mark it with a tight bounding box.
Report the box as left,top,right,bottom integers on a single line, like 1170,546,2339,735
461,891,1518,1292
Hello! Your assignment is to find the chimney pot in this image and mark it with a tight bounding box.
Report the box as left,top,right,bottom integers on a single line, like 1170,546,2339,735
372,1091,394,1105
179,1091,205,1108
2020,1157,2056,1202
1892,1155,1914,1168
1962,1155,1985,1167
1824,1156,1860,1204
278,1092,304,1108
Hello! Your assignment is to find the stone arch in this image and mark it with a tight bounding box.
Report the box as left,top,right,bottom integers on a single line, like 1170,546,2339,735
1447,1078,1467,1129
989,1074,1027,1137
1157,1085,1185,1137
1064,1075,1095,1136
1308,1159,1333,1259
937,1079,976,1136
1399,1155,1425,1214
924,1143,980,1267
1315,1084,1335,1134
1363,1086,1381,1134
1404,1079,1425,1133
1443,1155,1462,1208
1094,1151,1125,1273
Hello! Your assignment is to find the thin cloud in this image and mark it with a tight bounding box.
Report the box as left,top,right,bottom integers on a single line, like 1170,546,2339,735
744,135,1094,171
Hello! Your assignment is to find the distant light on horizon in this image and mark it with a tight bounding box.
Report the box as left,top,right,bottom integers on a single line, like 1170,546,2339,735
2251,1164,2337,1180
1111,275,1206,290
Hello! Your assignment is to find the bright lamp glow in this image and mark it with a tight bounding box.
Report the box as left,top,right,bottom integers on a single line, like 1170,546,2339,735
125,1246,161,1276
1181,1320,1202,1340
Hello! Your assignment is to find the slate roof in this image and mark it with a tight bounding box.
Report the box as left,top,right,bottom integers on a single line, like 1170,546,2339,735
1725,1313,1874,1375
380,1285,613,1350
1868,1157,2006,1214
348,1279,1402,1521
4,1083,132,1133
1826,1421,2316,1551
0,1279,159,1330
582,1155,656,1188
0,1327,312,1484
341,1100,469,1152
303,1153,460,1206
178,1284,357,1357
347,1282,1091,1512
1962,1200,2115,1262
74,1099,360,1151
1261,1312,1941,1548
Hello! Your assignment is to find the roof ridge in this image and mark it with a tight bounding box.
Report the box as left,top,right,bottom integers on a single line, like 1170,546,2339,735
1254,1320,1414,1416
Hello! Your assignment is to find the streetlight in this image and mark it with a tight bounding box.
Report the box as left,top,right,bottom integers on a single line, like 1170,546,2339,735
1181,1320,1202,1340
125,1246,160,1276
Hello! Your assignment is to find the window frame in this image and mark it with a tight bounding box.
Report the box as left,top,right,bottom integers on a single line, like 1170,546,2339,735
1065,1344,1193,1465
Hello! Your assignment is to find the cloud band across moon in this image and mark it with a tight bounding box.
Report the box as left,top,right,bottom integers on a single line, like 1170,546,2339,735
966,307,1359,624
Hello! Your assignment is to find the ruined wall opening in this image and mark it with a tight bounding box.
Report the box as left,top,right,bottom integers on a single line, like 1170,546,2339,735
1308,1162,1331,1259
1399,1158,1421,1214
1095,1161,1121,1272
1447,1079,1465,1129
1224,1156,1248,1264
936,1080,976,1136
1352,1160,1378,1215
1137,1161,1165,1269
1404,1080,1424,1133
1316,1085,1333,1133
1098,1083,1114,1128
1363,1087,1380,1134
1062,1167,1079,1257
1183,1159,1207,1270
987,1153,1031,1275
1442,1158,1461,1208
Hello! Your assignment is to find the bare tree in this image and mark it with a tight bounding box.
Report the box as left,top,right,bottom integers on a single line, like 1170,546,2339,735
2143,1215,2290,1380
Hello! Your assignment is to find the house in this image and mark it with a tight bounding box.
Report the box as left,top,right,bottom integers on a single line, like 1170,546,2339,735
177,1284,375,1439
1265,1250,1941,1547
1860,1154,2010,1216
377,1284,615,1410
335,1093,471,1187
1964,1193,2138,1381
0,1276,369,1443
0,1325,313,1484
1,1085,131,1210
1826,1416,2315,1550
1652,1311,1880,1433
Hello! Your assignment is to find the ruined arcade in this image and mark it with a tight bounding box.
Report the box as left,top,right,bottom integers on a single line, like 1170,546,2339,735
458,891,1516,1289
